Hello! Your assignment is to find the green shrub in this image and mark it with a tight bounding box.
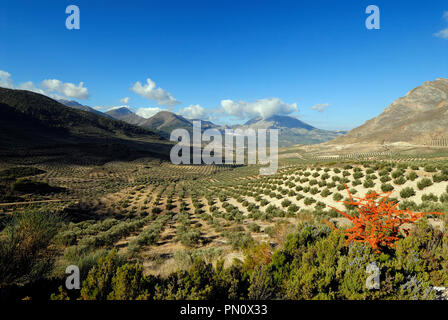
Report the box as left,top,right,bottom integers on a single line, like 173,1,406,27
320,188,331,197
333,193,343,201
391,169,404,179
433,173,448,183
353,172,364,179
406,171,418,181
393,176,406,185
303,197,316,206
363,179,375,188
248,223,261,233
439,193,448,203
400,187,415,199
417,178,433,190
381,183,394,192
281,199,292,208
0,210,61,287
421,193,438,202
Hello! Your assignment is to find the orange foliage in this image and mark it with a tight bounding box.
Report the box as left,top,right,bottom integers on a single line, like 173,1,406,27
325,185,444,252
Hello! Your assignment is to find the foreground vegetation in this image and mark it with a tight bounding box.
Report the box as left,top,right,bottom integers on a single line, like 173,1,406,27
1,157,448,300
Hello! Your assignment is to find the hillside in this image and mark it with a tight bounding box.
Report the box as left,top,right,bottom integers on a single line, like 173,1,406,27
58,99,113,119
235,115,346,147
106,107,146,125
330,78,448,145
0,88,171,163
139,111,193,138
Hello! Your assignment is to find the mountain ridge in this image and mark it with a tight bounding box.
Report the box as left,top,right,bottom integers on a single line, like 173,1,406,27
58,99,113,119
330,78,448,145
106,107,146,125
0,88,171,163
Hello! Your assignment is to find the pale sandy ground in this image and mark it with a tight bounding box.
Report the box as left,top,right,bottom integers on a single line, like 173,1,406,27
90,163,447,276
261,167,448,211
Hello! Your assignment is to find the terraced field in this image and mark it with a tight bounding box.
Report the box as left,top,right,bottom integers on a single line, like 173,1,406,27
2,158,448,282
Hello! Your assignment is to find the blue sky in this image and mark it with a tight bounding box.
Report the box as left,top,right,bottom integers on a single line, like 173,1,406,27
0,0,447,130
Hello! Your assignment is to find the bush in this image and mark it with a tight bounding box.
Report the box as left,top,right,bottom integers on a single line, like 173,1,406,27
433,173,448,183
178,229,202,247
281,199,292,208
363,179,375,188
224,231,254,250
439,193,448,203
421,193,438,202
381,183,394,192
353,172,364,179
400,187,415,199
417,178,433,190
393,176,406,185
406,171,418,181
333,193,343,201
391,169,404,179
320,188,331,197
248,223,261,233
0,210,61,287
303,197,316,206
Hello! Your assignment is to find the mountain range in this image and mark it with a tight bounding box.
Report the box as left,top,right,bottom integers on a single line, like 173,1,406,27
58,99,113,119
3,77,445,159
0,88,171,163
330,78,448,145
105,107,146,125
100,107,344,147
235,115,346,146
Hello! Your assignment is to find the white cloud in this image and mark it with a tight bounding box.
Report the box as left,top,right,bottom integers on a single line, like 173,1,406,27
178,104,209,119
120,97,130,104
0,70,14,88
92,105,109,111
92,105,129,112
17,81,52,96
435,29,448,39
131,78,180,106
41,79,89,99
0,70,89,100
136,107,164,118
220,97,298,119
311,103,330,112
435,11,448,39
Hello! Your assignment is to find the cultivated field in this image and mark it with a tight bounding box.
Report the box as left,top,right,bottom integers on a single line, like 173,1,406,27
2,154,448,286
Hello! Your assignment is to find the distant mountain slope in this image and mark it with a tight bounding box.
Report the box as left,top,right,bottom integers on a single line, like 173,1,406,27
0,88,171,162
140,111,193,138
58,99,113,119
235,115,346,147
106,107,146,125
244,115,315,130
330,78,448,145
139,112,344,146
